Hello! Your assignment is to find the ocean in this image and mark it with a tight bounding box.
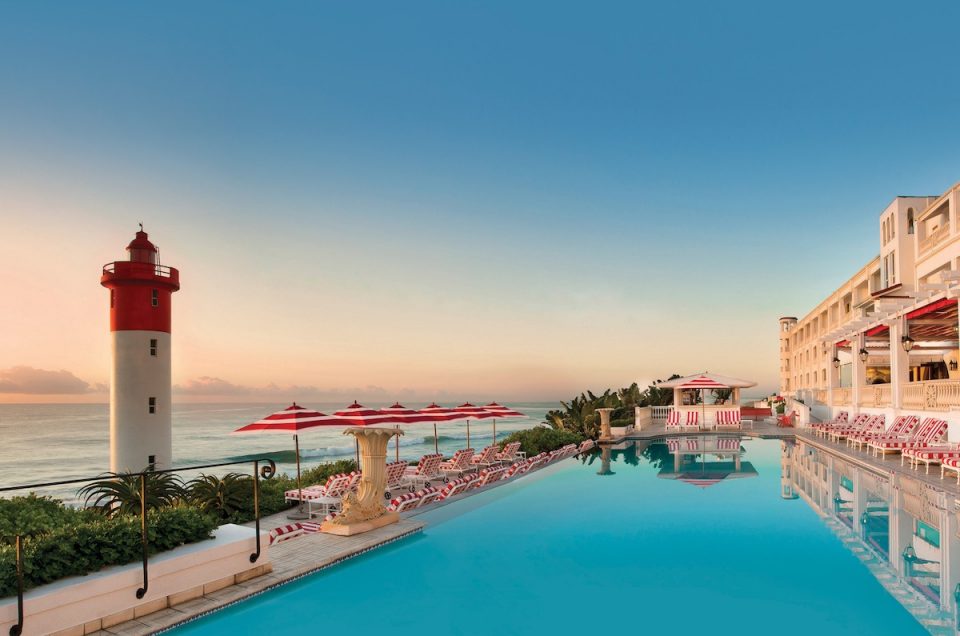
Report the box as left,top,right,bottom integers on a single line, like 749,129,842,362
0,402,554,502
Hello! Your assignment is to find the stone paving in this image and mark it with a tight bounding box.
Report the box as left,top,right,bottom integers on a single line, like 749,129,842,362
86,519,425,636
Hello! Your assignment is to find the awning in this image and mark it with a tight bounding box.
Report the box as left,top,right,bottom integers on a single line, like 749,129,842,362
659,372,757,389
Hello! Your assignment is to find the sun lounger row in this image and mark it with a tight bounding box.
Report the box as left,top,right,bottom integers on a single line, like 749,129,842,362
665,410,743,431
387,444,580,513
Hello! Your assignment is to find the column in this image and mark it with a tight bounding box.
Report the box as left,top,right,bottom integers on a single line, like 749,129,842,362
828,345,839,407
851,333,865,410
889,320,909,410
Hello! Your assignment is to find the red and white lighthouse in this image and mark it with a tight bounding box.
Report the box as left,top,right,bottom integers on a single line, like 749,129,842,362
100,227,180,472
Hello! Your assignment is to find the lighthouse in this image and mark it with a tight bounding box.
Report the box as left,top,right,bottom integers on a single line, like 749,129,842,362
101,227,180,473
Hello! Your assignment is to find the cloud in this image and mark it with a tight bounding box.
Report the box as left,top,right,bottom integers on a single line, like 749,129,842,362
0,366,95,394
174,376,252,396
173,377,393,400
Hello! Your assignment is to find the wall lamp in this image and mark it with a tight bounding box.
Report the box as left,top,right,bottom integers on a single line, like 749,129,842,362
901,335,915,352
858,348,869,362
832,356,841,369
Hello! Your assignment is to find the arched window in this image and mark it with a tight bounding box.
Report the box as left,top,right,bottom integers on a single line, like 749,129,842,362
907,208,915,235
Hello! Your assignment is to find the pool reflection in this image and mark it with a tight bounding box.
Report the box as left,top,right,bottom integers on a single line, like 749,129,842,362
782,438,958,633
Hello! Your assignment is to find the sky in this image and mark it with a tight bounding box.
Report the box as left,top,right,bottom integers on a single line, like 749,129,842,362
2,1,960,404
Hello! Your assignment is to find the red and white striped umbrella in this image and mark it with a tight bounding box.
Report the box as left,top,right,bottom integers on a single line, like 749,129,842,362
482,402,526,443
234,403,349,518
417,402,466,454
379,402,442,462
333,401,408,465
234,402,332,433
453,402,497,449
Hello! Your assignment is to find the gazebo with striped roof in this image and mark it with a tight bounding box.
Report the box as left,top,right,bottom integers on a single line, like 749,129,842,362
658,372,757,427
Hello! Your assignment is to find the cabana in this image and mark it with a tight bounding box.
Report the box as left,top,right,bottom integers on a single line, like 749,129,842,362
658,372,757,431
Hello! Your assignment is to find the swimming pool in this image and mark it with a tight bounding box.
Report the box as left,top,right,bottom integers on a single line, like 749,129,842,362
171,437,934,635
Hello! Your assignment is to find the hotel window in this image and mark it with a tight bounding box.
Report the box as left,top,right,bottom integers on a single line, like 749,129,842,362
150,338,158,356
907,208,915,234
151,289,159,307
148,397,156,414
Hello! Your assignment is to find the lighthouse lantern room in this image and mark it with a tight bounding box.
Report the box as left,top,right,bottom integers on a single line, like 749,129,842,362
101,227,180,472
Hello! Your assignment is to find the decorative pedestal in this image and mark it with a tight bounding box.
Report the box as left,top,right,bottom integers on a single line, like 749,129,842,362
321,427,401,537
597,408,614,443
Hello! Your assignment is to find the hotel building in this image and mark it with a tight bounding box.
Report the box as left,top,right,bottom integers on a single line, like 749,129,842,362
779,182,960,422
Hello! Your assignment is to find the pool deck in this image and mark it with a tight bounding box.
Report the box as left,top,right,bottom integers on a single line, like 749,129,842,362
792,430,960,495
88,518,426,636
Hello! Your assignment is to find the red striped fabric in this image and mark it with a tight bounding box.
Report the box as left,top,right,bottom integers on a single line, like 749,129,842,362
234,403,336,433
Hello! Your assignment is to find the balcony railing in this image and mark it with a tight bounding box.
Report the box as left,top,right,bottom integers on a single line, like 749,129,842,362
833,388,852,406
902,380,960,411
858,384,891,408
919,222,951,255
813,389,827,404
103,261,176,278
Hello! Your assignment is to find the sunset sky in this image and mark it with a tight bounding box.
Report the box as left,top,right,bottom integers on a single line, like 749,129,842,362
3,2,960,403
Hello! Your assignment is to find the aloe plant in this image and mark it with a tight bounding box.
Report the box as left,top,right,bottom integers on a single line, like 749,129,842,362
78,471,184,517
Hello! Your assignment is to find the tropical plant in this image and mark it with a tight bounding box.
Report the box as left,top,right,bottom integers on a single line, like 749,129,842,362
545,374,683,439
711,388,732,405
78,471,184,517
187,473,252,520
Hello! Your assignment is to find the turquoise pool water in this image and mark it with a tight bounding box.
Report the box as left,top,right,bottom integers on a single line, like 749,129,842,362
172,437,931,635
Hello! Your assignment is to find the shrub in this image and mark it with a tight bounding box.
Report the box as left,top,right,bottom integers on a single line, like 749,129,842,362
187,473,253,520
500,427,583,457
0,505,217,598
0,495,94,545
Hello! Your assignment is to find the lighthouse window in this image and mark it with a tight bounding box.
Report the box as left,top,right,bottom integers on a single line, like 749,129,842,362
151,289,159,307
149,339,158,356
148,397,156,414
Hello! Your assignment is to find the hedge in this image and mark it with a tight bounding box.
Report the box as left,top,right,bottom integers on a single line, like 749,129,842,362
0,505,217,598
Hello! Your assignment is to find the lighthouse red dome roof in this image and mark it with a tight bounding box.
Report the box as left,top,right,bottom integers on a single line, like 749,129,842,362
126,230,157,254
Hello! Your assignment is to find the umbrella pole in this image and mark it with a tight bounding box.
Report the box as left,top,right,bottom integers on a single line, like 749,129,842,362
434,422,439,454
295,434,303,513
493,419,497,444
355,438,360,471
395,424,400,463
467,419,471,449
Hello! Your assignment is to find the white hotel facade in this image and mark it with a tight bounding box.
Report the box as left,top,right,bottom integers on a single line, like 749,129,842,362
779,182,960,425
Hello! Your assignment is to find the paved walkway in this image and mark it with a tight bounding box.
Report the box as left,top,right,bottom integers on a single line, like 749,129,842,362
89,519,425,636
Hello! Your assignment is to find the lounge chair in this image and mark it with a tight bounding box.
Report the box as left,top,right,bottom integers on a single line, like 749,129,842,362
383,461,408,499
940,456,960,483
302,473,354,518
868,418,947,457
847,415,916,450
576,440,595,455
470,445,500,467
665,410,682,432
495,441,522,463
811,410,849,434
715,410,741,430
682,411,700,431
284,472,352,503
828,414,885,442
402,453,444,489
437,474,481,500
387,485,443,512
472,465,510,488
814,412,860,437
439,448,476,478
905,442,960,473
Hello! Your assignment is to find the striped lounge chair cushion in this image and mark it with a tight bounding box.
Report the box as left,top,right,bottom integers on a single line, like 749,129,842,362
903,446,960,462
269,523,305,544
